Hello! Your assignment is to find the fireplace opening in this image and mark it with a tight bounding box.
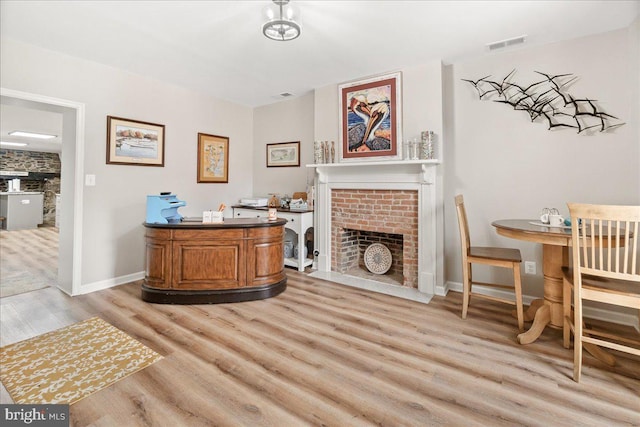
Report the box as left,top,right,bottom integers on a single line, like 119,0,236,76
330,188,419,288
336,228,404,286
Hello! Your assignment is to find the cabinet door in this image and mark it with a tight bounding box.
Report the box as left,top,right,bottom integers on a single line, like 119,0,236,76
246,226,286,287
145,237,172,289
172,239,246,289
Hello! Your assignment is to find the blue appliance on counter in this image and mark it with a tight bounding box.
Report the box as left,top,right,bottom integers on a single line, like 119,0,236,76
146,192,186,224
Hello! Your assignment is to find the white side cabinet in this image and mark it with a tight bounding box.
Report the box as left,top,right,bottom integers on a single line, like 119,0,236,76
233,206,314,272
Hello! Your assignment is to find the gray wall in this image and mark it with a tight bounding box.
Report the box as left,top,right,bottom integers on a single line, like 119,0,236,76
444,26,640,297
1,37,254,291
252,92,315,198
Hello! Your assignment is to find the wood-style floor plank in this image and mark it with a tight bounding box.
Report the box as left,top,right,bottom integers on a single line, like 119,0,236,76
1,271,639,426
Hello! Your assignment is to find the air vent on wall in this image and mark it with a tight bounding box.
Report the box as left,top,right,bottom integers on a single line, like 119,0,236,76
486,35,527,51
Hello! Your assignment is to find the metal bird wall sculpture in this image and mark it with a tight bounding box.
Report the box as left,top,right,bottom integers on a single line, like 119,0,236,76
462,70,625,133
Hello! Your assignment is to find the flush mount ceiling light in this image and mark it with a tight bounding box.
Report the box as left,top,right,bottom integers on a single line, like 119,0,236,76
262,0,300,41
8,131,57,139
1,141,28,147
1,141,29,146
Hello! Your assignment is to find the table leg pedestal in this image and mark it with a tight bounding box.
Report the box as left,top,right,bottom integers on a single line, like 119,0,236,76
517,301,550,344
522,299,544,322
517,245,565,344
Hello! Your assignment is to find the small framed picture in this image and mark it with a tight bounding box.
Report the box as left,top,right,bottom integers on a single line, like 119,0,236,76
106,116,165,166
266,141,300,167
197,133,229,183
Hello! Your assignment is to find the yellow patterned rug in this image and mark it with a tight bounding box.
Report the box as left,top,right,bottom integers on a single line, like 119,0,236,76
0,317,163,405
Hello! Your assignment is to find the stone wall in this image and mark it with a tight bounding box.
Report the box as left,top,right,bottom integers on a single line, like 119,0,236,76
0,149,61,226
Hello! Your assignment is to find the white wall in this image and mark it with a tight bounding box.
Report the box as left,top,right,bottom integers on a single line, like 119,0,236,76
252,92,315,198
444,27,640,297
1,37,254,291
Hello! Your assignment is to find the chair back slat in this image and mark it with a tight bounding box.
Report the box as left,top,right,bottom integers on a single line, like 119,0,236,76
569,203,640,281
632,221,639,274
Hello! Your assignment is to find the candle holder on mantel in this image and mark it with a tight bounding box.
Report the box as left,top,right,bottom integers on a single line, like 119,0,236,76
403,139,420,160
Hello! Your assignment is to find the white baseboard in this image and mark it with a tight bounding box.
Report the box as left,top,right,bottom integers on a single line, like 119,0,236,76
445,280,639,332
76,271,145,295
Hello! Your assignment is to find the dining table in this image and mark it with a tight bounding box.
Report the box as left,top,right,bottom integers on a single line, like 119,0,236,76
491,219,616,365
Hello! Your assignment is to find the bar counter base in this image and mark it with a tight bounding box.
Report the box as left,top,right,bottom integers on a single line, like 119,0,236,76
141,279,287,304
142,218,288,305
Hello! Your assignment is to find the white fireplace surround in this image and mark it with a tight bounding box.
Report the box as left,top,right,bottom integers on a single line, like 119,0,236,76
308,160,443,304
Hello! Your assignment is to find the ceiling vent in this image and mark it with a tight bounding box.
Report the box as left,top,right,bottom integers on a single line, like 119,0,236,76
279,92,294,97
486,35,527,51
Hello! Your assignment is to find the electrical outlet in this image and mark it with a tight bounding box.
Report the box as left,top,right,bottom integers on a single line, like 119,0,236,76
524,261,536,275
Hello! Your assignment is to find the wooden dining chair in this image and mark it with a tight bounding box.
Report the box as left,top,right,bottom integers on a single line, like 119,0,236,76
454,195,524,331
562,203,640,382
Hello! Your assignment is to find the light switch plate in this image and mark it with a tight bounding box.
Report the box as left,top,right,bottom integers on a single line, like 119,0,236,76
85,174,96,186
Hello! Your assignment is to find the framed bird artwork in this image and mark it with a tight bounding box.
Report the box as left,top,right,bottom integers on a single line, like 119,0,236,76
338,72,402,161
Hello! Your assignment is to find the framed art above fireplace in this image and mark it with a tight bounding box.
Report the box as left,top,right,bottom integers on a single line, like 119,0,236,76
338,72,402,162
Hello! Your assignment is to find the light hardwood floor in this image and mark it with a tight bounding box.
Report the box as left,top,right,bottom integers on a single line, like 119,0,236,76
1,271,638,426
0,227,58,297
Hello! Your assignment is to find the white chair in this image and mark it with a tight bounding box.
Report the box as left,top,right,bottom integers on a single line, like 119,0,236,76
562,203,640,382
455,195,524,331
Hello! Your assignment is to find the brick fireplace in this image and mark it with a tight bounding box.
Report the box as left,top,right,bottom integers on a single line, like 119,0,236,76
309,161,442,303
332,189,418,287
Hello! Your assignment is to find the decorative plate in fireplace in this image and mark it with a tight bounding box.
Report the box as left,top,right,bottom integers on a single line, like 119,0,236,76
363,243,392,275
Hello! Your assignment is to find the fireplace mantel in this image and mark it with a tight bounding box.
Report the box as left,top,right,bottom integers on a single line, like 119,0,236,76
306,159,439,168
307,160,440,184
309,160,443,303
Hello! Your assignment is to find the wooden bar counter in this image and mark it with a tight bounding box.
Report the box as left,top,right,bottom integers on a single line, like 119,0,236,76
142,218,287,304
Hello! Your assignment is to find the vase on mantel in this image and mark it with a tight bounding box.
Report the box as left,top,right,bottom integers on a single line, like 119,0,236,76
314,141,324,163
404,140,420,160
421,131,435,160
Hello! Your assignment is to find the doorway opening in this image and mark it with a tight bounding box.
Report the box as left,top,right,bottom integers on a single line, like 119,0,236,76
1,88,85,296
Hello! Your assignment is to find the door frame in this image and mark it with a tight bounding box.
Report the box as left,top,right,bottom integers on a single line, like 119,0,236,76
1,88,85,296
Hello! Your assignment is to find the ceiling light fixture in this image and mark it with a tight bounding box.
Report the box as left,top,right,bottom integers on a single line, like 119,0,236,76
8,131,57,139
1,141,28,147
262,0,300,41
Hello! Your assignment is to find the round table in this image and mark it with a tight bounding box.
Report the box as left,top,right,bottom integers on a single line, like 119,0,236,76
492,220,573,344
491,219,616,361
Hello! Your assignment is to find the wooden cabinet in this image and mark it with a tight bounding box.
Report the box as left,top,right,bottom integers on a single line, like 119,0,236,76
143,218,287,304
